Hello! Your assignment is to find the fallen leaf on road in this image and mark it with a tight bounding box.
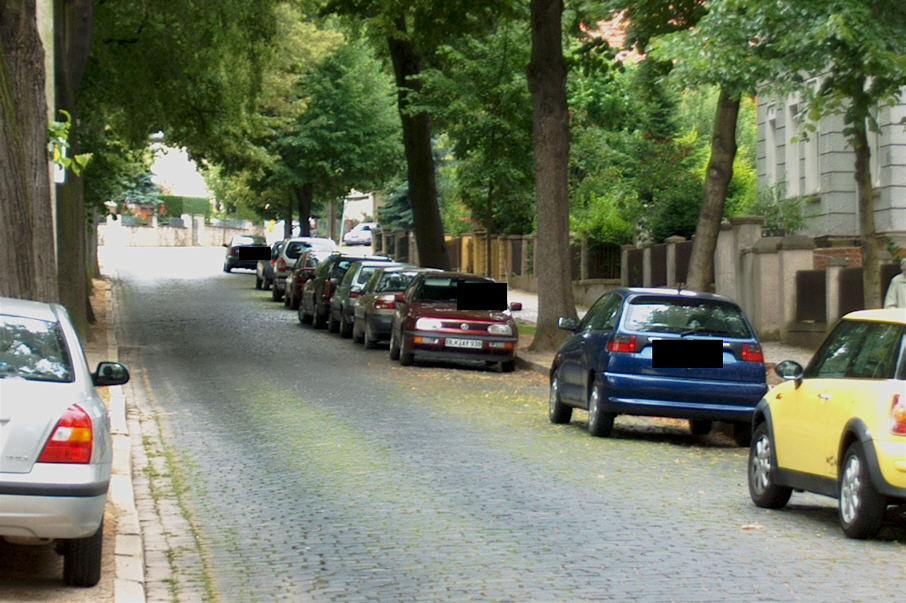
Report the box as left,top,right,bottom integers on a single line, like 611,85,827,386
741,523,764,530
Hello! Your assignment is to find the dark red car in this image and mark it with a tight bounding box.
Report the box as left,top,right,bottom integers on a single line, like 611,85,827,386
388,271,522,372
284,250,332,310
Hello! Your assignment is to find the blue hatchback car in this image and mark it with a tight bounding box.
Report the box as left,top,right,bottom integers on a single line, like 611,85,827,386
549,288,767,445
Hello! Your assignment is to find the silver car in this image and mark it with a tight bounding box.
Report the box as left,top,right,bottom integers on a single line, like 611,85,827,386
0,297,129,586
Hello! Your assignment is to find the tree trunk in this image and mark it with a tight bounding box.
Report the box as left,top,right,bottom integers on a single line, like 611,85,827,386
686,89,739,292
527,0,576,353
852,120,880,308
387,17,449,270
295,182,313,237
283,200,293,238
0,0,57,302
54,0,93,334
87,206,100,278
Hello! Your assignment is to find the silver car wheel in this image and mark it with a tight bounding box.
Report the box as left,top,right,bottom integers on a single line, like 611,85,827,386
839,453,862,525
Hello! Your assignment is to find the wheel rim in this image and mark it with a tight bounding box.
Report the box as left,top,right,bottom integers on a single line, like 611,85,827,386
549,378,559,417
751,435,773,494
840,454,862,525
589,388,599,421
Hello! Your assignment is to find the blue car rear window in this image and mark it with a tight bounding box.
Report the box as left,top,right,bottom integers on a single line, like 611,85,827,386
623,300,751,338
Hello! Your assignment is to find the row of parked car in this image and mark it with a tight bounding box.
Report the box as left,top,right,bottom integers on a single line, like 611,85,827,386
253,236,523,372
236,235,906,540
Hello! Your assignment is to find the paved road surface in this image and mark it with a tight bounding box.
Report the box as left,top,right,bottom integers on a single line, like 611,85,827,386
98,248,906,600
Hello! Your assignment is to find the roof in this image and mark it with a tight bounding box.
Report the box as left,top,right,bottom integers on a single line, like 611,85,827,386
619,287,739,304
843,308,906,324
0,296,64,322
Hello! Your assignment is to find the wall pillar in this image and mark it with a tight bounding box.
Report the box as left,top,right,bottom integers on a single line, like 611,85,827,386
621,245,633,286
750,237,782,339
826,258,847,326
665,235,685,288
643,246,652,287
730,216,764,304
778,235,816,341
715,221,736,299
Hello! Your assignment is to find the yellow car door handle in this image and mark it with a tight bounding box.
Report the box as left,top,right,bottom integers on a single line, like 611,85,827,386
819,393,832,401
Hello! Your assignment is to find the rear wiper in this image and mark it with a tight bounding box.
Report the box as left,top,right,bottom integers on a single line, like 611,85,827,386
680,326,733,337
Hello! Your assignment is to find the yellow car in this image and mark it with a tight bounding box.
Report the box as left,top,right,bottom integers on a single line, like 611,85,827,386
748,308,906,539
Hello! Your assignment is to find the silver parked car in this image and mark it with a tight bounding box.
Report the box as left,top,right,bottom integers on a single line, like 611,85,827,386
0,297,129,586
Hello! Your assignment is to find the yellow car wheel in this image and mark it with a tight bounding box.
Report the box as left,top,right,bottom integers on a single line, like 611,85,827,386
748,423,792,509
839,442,887,539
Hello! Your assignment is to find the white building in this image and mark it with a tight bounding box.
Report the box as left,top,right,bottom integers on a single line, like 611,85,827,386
757,89,906,247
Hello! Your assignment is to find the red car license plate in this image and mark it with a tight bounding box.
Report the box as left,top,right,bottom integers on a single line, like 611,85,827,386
445,338,483,349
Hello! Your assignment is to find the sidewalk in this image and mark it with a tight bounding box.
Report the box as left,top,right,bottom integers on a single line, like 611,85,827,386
82,279,145,602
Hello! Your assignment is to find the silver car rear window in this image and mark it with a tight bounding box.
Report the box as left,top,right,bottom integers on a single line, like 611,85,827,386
0,315,74,382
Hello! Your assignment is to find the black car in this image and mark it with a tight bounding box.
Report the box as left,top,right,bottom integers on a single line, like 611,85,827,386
255,240,283,290
298,253,393,329
222,234,268,272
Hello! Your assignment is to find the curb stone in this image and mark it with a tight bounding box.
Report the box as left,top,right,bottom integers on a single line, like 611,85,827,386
103,280,147,603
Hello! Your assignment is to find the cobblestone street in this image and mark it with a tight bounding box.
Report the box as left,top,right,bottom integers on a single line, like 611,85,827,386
103,247,902,602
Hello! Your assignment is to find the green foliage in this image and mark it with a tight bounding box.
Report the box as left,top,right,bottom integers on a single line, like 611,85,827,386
82,0,279,154
567,57,707,245
105,173,161,215
419,15,534,235
81,124,156,215
746,182,808,236
48,110,92,176
159,196,211,219
761,1,906,138
377,181,414,231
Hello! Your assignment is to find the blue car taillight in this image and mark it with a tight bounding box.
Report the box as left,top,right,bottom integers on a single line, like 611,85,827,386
740,344,764,363
607,334,638,354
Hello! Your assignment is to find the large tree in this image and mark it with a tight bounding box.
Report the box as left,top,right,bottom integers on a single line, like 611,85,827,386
320,0,518,269
54,0,93,332
527,0,577,351
64,0,278,325
421,12,535,271
0,0,58,302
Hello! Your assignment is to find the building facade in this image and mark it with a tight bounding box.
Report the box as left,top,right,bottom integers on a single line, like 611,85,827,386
757,89,906,248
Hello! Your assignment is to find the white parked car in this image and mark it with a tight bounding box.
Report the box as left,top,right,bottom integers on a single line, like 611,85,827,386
0,296,129,586
343,222,378,246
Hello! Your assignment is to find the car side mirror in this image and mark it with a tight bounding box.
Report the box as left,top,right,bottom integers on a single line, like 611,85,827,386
509,302,523,312
558,317,578,332
774,360,804,387
93,361,130,387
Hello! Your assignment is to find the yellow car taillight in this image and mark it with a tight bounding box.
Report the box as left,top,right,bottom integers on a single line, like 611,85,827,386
890,394,906,436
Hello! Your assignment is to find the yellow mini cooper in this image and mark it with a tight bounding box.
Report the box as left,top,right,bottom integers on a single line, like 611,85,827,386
748,308,906,539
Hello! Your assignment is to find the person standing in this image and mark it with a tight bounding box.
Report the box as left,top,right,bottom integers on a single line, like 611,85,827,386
884,258,906,308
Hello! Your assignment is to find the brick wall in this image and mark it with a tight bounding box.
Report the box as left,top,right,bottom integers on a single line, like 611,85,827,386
813,247,862,270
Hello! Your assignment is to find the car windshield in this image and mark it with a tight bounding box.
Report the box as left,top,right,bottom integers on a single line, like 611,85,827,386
805,320,904,379
307,239,338,251
0,315,74,382
623,299,751,338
